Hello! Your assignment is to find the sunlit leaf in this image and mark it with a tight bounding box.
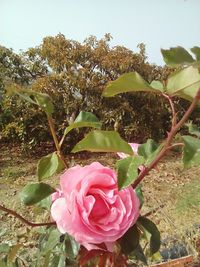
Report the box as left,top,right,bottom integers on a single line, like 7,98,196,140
102,72,157,97
59,111,102,147
166,66,200,101
74,111,99,123
116,156,144,190
191,46,200,61
161,46,194,66
72,130,133,155
37,152,65,181
120,224,140,255
138,216,161,255
150,80,164,92
182,135,200,168
20,182,56,206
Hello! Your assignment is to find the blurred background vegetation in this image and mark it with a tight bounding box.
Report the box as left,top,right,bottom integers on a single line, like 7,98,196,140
1,34,199,153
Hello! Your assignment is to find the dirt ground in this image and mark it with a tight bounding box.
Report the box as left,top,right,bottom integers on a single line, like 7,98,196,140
0,144,200,265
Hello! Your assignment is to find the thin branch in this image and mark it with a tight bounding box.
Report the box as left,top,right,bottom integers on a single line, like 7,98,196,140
132,88,200,189
0,204,56,228
163,93,177,127
47,116,67,167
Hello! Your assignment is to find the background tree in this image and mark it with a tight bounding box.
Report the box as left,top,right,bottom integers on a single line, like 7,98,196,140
0,34,174,152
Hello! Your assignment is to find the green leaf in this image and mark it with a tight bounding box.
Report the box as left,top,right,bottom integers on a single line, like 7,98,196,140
102,72,157,97
132,244,148,265
60,111,102,147
138,139,161,165
150,80,164,92
146,144,163,165
191,46,200,61
37,152,65,181
43,251,51,267
36,196,52,211
16,92,37,105
72,130,133,155
116,156,144,190
6,86,54,115
65,235,80,259
74,111,99,123
185,122,200,138
161,46,194,66
34,93,54,115
136,186,144,209
138,216,161,255
57,255,66,267
20,182,56,206
49,256,60,267
182,135,200,168
166,66,200,101
120,224,140,255
44,229,61,252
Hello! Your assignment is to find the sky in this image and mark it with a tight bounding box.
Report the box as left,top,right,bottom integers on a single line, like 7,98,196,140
0,0,200,65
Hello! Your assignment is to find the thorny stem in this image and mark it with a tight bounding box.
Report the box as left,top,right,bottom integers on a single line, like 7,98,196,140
132,88,200,189
0,204,56,227
47,116,67,167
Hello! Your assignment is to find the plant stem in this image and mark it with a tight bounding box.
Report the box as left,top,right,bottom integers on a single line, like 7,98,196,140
162,93,177,127
0,204,56,227
47,116,67,167
132,88,200,189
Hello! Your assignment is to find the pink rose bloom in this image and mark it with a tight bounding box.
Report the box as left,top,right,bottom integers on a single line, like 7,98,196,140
51,162,140,251
117,143,140,159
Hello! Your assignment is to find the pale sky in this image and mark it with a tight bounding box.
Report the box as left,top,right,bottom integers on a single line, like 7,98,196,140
0,0,200,65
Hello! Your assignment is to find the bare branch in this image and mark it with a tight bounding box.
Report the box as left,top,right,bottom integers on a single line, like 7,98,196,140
0,204,56,228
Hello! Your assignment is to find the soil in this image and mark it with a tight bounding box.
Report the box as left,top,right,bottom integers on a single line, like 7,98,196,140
0,144,200,266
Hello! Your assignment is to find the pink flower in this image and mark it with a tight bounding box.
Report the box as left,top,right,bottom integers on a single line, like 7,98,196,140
117,143,140,159
51,162,140,251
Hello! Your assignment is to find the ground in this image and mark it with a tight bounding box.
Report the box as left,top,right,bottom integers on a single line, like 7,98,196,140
0,144,200,266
